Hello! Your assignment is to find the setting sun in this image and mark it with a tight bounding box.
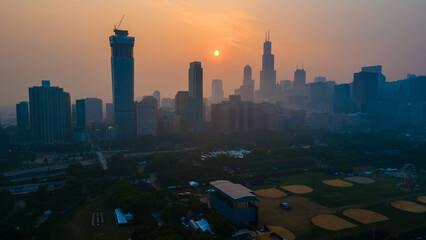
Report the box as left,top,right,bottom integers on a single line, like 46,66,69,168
213,50,220,56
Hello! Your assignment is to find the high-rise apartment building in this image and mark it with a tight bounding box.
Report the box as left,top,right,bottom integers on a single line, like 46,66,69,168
16,101,29,131
188,61,203,130
29,80,65,144
136,97,157,137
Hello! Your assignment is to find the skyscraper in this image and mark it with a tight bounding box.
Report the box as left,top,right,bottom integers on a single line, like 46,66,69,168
29,80,65,144
259,32,276,100
16,101,29,131
240,65,255,101
294,67,306,95
211,79,224,104
188,61,203,130
110,28,135,139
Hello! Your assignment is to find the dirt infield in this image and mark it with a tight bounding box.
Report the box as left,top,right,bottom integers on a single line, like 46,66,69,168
322,179,354,187
258,196,334,232
311,214,357,231
267,226,295,240
281,185,313,194
391,200,426,213
344,176,375,184
417,196,426,204
343,209,388,224
254,188,287,198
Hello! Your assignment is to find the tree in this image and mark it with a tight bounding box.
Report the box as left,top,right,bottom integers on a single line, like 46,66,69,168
207,211,234,237
162,202,188,223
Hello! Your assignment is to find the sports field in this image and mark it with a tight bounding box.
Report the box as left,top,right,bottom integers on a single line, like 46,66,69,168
254,171,426,239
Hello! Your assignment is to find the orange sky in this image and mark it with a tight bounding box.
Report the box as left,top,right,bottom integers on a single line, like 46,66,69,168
0,0,425,107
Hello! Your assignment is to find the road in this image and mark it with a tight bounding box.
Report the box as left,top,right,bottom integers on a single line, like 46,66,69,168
95,148,108,170
89,139,108,170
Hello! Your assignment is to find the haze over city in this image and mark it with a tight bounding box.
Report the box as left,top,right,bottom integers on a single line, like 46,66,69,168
1,0,425,108
1,1,426,240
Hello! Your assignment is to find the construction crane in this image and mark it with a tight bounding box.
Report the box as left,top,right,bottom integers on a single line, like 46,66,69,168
114,15,125,30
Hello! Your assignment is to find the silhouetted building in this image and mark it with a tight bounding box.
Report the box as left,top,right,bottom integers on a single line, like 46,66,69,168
211,99,279,133
141,96,157,108
153,90,160,108
408,76,426,102
63,92,72,140
361,65,386,97
240,65,255,101
175,91,189,118
259,32,276,100
314,76,326,83
75,99,86,131
211,79,224,104
333,84,351,114
157,109,173,134
105,103,114,123
280,80,292,90
16,101,29,131
294,67,306,95
29,80,65,144
353,71,379,113
188,61,203,130
85,98,103,123
136,97,157,137
310,82,328,106
161,98,174,110
110,28,135,139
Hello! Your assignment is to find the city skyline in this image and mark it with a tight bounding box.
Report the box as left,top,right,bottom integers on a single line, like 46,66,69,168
1,0,426,109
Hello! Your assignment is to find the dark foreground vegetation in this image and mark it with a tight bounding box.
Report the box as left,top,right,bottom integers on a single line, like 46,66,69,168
0,129,425,239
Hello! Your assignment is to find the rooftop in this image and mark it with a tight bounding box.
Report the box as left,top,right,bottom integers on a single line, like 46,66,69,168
210,180,257,201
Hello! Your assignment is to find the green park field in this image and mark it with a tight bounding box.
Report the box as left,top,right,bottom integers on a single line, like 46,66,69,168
254,171,426,239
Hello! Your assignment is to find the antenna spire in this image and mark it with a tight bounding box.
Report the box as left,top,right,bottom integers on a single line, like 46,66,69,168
265,32,267,42
268,30,270,41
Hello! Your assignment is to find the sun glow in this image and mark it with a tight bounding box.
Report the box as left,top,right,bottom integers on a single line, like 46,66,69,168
213,50,220,56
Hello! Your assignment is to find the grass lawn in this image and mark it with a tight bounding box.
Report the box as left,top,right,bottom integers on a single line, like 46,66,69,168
42,198,136,240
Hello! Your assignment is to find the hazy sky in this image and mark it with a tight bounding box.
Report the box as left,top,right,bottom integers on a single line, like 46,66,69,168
1,0,425,108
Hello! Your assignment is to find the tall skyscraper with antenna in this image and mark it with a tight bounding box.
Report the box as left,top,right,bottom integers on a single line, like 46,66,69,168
110,27,135,139
259,31,276,100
